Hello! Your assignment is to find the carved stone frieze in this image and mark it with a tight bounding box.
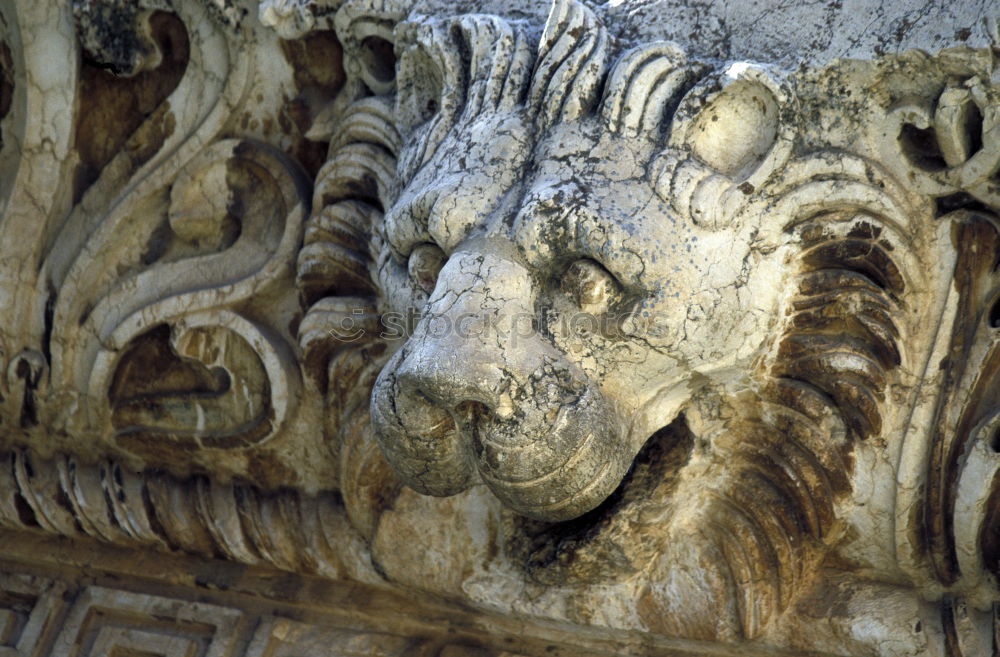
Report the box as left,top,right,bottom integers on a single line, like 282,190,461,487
2,0,1000,655
0,561,522,657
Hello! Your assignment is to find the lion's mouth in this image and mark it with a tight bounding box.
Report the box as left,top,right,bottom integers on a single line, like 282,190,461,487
457,383,636,522
372,351,638,522
504,415,695,584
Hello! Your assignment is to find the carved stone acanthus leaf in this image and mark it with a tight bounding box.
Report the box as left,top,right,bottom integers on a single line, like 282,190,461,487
3,0,1000,655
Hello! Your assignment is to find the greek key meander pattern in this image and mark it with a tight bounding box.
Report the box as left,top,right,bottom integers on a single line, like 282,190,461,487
0,567,508,657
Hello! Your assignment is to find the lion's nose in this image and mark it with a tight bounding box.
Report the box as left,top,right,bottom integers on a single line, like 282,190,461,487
393,313,513,421
396,247,542,415
370,247,544,494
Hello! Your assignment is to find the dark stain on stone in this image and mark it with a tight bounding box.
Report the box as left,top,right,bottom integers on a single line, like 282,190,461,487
0,40,13,151
279,30,345,179
508,417,694,584
245,448,298,490
73,11,189,204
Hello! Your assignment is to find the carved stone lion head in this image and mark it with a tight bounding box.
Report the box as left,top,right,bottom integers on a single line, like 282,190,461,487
296,0,1000,640
361,0,799,522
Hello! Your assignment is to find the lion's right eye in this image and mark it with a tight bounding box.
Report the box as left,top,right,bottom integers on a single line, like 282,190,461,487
561,259,621,315
408,243,446,294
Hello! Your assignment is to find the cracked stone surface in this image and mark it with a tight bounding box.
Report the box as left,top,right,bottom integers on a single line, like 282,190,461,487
2,0,1000,655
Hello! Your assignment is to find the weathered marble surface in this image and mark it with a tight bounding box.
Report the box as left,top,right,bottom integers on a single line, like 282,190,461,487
1,0,999,655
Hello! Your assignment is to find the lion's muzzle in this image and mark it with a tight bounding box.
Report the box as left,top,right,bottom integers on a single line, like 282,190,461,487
370,249,634,521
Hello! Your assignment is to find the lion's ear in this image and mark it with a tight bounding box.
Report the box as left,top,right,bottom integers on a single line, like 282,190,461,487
656,64,796,230
672,63,794,184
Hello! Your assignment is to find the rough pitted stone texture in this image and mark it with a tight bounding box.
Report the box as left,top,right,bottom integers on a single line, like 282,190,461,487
1,0,1000,655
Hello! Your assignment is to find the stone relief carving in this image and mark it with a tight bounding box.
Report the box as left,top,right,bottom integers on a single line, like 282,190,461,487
2,0,1000,655
0,571,470,657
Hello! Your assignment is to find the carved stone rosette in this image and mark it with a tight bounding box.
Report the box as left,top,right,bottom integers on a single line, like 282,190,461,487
1,0,1000,655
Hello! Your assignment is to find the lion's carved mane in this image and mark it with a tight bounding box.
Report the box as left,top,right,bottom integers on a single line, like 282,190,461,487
295,0,990,641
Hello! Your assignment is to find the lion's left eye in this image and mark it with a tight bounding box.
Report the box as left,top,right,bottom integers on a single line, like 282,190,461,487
561,259,621,314
408,243,446,294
